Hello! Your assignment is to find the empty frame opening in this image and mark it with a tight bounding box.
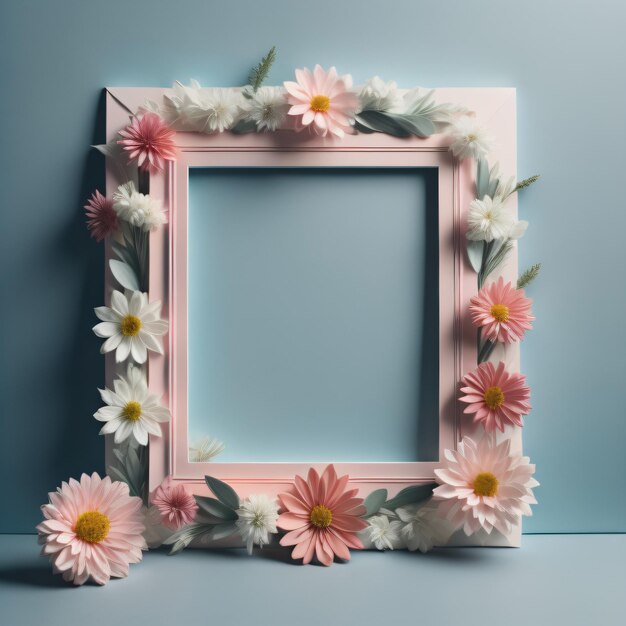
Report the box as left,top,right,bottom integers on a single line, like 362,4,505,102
187,168,439,462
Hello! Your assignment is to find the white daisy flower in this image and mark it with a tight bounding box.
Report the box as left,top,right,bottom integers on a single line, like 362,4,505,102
396,502,452,553
367,514,403,550
467,195,515,242
93,290,168,363
357,76,404,113
244,86,290,131
188,436,225,462
94,365,170,445
112,182,166,232
165,81,243,133
236,494,279,555
449,116,494,161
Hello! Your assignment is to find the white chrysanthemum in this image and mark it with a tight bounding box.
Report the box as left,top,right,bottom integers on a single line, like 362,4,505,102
188,436,225,462
164,81,243,133
433,436,539,536
367,514,403,550
449,116,494,161
467,196,515,242
396,502,452,553
112,182,166,232
244,86,290,131
357,76,404,113
94,365,170,445
93,290,168,363
236,494,279,554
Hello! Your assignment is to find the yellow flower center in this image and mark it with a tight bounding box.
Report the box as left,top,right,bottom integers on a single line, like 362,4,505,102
74,511,111,543
310,95,330,113
473,472,499,497
122,401,142,422
120,314,142,336
309,504,333,529
484,386,505,409
467,133,477,142
490,304,510,322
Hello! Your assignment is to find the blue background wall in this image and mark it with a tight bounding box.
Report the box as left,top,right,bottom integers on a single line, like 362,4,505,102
1,0,624,534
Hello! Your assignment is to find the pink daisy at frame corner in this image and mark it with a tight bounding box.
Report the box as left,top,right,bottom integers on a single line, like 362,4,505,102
284,65,359,138
118,112,178,174
470,276,534,343
84,190,118,241
151,476,198,530
277,464,368,566
460,361,531,433
37,472,146,586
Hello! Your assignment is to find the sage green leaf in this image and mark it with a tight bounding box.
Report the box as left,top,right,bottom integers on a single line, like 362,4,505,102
384,483,436,510
230,119,258,134
209,523,239,541
466,240,484,274
355,111,411,137
205,475,240,510
195,495,238,521
109,259,139,291
476,159,490,199
164,523,214,555
364,489,388,517
392,113,436,137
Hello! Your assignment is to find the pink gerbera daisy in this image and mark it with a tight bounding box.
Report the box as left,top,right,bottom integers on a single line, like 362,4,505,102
151,476,198,530
277,465,367,565
118,112,177,174
84,190,118,241
470,276,534,343
433,436,538,536
37,473,146,585
284,65,358,138
460,361,531,432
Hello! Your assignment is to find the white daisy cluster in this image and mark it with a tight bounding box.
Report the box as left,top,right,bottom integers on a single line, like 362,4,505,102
235,494,280,554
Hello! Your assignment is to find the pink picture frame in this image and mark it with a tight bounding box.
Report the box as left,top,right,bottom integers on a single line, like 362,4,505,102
105,87,521,546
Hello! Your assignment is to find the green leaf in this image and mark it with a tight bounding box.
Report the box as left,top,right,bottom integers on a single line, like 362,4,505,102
517,263,541,289
164,523,214,555
355,111,411,137
514,174,540,192
392,113,436,137
209,523,239,541
205,475,240,510
476,159,490,199
384,483,436,510
230,119,258,134
248,46,277,92
466,240,484,274
364,489,388,516
109,259,139,291
194,495,238,521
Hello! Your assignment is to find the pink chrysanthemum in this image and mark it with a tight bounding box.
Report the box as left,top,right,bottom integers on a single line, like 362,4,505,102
277,464,367,566
151,476,198,530
433,436,538,536
84,190,118,241
37,473,146,585
460,361,531,432
118,112,177,174
470,276,534,343
284,65,358,138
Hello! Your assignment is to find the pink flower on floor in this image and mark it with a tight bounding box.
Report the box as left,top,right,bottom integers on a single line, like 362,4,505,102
37,473,146,585
470,276,534,343
460,361,531,432
151,476,198,530
84,190,118,241
118,112,177,174
277,464,367,566
284,65,358,138
433,436,538,536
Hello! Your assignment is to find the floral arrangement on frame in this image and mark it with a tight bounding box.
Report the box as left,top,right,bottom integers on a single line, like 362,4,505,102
38,48,542,585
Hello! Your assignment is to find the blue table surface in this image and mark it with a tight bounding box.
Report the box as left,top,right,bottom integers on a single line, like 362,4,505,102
0,534,623,626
